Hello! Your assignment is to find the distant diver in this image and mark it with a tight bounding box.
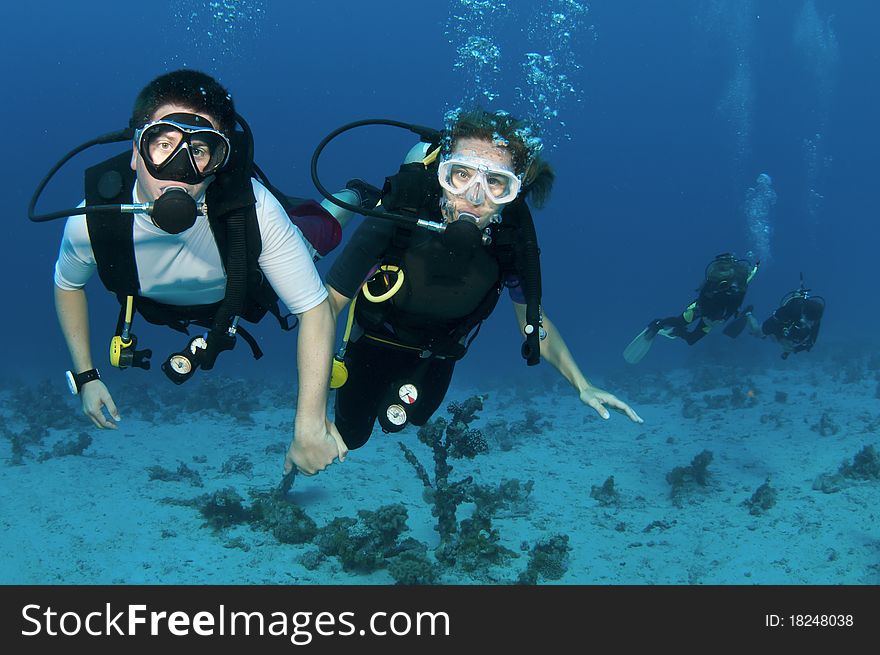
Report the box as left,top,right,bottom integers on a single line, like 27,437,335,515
732,275,825,359
624,253,759,364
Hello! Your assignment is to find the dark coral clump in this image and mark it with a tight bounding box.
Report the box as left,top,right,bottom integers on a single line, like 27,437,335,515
38,432,93,462
315,504,411,573
444,396,489,459
435,509,517,574
198,487,251,530
220,454,254,478
518,534,572,585
840,445,880,480
7,425,50,465
470,479,534,518
666,450,714,506
743,478,777,516
446,396,485,426
387,539,440,585
147,462,204,487
250,491,317,544
590,476,620,507
811,412,840,437
813,444,880,494
402,396,541,580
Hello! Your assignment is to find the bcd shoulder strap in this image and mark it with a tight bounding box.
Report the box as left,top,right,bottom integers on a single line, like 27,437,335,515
85,151,139,298
500,199,543,365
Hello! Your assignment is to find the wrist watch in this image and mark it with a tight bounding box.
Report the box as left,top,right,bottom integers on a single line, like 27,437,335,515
65,368,101,395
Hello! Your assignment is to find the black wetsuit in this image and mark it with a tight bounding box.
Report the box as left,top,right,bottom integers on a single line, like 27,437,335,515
327,217,520,449
762,297,822,358
655,284,748,345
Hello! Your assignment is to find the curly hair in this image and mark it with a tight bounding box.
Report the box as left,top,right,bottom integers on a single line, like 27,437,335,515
130,69,236,134
445,108,555,208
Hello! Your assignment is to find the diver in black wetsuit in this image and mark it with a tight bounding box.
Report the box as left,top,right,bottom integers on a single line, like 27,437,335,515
322,108,644,453
740,279,825,359
624,253,759,363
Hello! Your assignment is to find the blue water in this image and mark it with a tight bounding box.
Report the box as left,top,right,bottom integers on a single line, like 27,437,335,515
1,0,878,585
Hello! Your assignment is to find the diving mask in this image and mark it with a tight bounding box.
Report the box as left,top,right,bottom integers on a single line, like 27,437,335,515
134,113,231,184
438,156,521,205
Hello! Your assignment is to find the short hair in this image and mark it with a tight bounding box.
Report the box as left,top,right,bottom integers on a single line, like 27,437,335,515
445,108,555,208
130,69,236,134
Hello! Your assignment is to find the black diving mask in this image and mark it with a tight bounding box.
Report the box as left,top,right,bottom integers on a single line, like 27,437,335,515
135,113,231,184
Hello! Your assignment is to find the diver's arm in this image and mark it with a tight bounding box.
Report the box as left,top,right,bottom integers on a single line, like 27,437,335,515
512,303,585,390
54,286,95,374
512,303,643,423
286,298,348,475
54,286,120,429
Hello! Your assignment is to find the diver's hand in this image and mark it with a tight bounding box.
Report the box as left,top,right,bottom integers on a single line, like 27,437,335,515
579,385,644,424
80,380,121,429
284,417,348,476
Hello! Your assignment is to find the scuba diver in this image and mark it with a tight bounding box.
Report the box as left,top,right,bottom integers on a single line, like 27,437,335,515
310,108,643,460
36,69,362,475
736,276,825,359
623,253,759,364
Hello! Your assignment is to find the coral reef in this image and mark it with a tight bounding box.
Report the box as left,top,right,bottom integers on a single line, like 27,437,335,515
298,550,325,571
445,398,490,459
666,450,714,506
399,396,546,580
167,482,318,542
315,504,411,573
124,375,278,425
839,445,880,480
681,396,702,420
220,454,254,478
3,379,79,464
180,377,260,424
147,462,204,487
518,534,571,584
811,412,840,437
744,478,777,516
197,487,251,531
12,380,72,431
386,539,440,585
471,479,534,518
144,393,564,584
436,509,517,574
590,476,621,507
482,409,545,452
408,397,490,543
37,432,93,463
250,489,317,544
7,425,49,465
812,445,880,494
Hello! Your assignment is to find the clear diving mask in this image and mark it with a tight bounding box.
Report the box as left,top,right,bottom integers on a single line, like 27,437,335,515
437,156,521,206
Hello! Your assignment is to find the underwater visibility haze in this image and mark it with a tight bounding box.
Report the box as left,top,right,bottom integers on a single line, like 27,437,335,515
1,0,879,585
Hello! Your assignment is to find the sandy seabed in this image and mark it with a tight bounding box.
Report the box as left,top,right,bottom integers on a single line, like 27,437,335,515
1,348,878,586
